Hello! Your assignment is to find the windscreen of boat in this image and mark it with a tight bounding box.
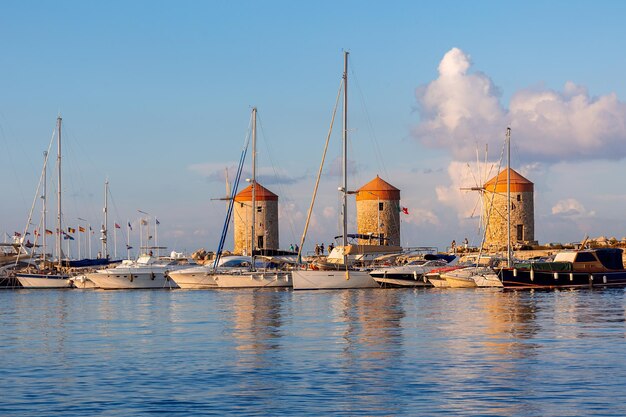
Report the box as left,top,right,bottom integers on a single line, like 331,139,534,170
594,249,624,270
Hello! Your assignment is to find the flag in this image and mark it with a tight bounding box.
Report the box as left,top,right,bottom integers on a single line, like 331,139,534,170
140,219,148,226
128,222,132,231
126,245,133,250
401,207,409,215
45,229,54,235
34,229,39,236
156,219,160,225
68,227,76,234
14,232,21,237
63,234,75,240
115,223,121,229
79,226,85,232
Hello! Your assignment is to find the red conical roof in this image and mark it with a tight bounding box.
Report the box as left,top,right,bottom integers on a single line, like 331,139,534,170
484,168,533,193
356,175,400,201
234,183,278,201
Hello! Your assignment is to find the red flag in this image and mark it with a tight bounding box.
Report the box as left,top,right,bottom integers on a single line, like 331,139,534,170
79,226,85,232
115,223,121,229
402,207,409,215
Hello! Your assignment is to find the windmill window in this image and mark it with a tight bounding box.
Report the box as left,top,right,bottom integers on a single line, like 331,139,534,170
257,206,262,213
517,194,521,202
240,203,244,208
379,202,384,211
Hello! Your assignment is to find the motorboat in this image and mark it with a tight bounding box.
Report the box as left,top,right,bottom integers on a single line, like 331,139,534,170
440,265,502,288
499,248,626,288
85,253,195,289
369,254,457,287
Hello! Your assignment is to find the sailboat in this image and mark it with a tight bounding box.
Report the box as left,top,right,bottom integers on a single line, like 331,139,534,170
292,52,380,290
437,129,514,289
16,116,71,288
169,108,291,289
213,107,291,288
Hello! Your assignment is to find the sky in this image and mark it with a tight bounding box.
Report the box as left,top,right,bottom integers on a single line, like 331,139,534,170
2,1,626,257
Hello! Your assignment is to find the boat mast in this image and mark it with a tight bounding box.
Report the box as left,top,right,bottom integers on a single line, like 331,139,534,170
102,180,109,259
251,107,257,266
342,51,349,261
56,115,63,266
42,150,48,265
506,127,512,267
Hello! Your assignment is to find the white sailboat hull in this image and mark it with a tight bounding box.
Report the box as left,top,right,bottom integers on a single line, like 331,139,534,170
292,269,379,290
168,269,218,289
16,274,71,288
214,272,292,288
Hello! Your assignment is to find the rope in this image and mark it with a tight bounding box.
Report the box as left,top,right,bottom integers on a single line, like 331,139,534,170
297,78,344,263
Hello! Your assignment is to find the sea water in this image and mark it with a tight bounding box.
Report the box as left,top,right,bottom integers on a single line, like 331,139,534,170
1,288,625,416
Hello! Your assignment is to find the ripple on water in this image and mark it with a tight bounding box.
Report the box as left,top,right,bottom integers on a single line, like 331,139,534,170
1,288,626,416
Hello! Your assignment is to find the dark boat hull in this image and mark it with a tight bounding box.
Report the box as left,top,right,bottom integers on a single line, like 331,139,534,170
499,268,626,288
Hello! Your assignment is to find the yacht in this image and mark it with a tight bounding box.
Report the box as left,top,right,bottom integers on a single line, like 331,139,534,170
85,253,195,289
369,254,457,287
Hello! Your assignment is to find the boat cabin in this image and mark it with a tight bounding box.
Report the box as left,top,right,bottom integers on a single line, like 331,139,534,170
554,248,624,272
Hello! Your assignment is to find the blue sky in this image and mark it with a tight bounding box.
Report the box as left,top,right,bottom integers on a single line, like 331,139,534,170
3,1,626,256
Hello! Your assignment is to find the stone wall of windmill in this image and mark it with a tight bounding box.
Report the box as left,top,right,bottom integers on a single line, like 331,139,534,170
233,183,279,255
355,176,401,247
481,168,536,250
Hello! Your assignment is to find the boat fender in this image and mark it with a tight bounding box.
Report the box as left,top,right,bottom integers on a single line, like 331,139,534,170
554,272,558,280
129,274,134,283
569,273,573,281
513,268,517,277
603,275,607,284
151,272,156,281
530,269,534,281
413,271,417,281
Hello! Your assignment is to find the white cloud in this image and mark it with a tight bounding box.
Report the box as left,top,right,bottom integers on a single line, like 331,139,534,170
414,48,626,164
402,208,440,226
551,198,595,217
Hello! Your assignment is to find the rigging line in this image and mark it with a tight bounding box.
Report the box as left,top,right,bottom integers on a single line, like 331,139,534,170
349,59,389,180
61,122,101,228
476,134,507,262
15,130,57,264
297,77,343,263
213,111,253,270
107,187,130,247
256,113,298,245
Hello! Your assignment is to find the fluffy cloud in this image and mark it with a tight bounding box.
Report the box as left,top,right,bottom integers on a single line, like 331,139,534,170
551,198,595,217
414,48,626,163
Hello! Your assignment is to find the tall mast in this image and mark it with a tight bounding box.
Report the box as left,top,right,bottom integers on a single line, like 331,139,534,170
506,127,512,267
342,51,349,255
56,115,63,265
42,150,48,264
102,180,109,258
251,107,257,263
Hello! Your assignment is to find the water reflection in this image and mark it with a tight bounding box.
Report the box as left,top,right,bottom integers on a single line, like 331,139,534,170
2,288,626,416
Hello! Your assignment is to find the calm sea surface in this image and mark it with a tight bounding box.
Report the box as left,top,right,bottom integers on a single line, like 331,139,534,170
1,288,626,416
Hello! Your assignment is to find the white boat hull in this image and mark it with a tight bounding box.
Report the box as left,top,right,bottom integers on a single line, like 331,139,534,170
86,271,178,289
70,275,99,289
292,269,379,290
16,274,72,288
441,267,503,288
168,270,218,289
214,272,291,288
